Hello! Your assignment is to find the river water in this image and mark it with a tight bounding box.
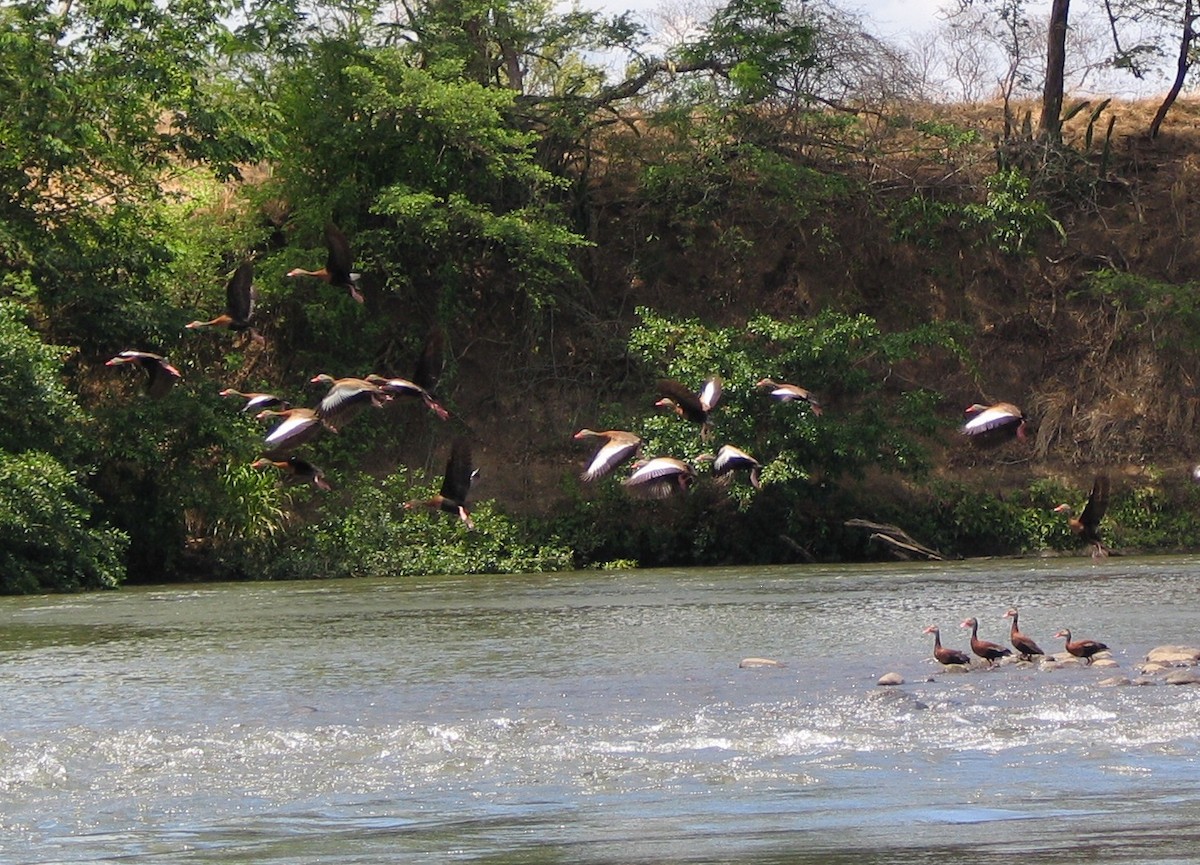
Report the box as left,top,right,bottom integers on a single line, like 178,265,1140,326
2,556,1199,864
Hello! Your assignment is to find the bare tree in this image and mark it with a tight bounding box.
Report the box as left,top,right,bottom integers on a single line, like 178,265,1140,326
1105,0,1200,136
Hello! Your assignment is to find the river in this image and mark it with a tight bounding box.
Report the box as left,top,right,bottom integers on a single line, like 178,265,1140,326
2,555,1199,864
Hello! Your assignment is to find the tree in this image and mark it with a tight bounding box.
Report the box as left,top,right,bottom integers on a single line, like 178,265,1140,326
957,0,1071,141
1104,0,1200,137
1040,0,1071,139
0,298,127,592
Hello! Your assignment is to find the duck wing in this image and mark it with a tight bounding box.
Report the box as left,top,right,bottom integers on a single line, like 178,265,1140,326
440,439,474,504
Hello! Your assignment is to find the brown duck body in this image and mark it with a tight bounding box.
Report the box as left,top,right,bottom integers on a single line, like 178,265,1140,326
699,444,761,489
622,457,695,498
656,378,721,439
574,429,642,482
286,223,364,303
310,374,389,431
1003,608,1045,659
220,388,290,413
924,625,971,666
186,262,258,338
961,402,1026,444
1055,475,1110,557
252,455,330,490
1056,629,1109,664
961,616,1013,665
756,378,822,415
404,438,475,528
365,374,449,421
257,407,323,455
105,350,182,399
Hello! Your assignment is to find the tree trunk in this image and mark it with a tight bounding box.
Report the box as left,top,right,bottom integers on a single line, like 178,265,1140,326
1038,0,1071,141
1149,0,1197,139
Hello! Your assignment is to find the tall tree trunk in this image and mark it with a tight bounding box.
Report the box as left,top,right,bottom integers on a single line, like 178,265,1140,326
1038,0,1071,141
1149,0,1197,139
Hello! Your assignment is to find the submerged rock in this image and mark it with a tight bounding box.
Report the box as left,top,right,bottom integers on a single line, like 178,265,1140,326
1164,669,1200,685
1098,675,1131,687
877,672,904,686
738,657,786,669
1144,646,1200,666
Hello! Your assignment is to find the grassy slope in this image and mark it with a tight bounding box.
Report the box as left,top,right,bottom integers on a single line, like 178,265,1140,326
439,98,1200,550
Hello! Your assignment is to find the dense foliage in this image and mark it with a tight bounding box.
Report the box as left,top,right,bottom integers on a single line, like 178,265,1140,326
3,0,1200,592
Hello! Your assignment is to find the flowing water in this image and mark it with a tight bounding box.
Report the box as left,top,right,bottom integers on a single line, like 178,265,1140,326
2,556,1199,864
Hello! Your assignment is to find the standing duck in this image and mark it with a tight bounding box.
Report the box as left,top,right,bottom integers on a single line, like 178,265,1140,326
1054,474,1110,557
697,444,761,490
622,457,696,499
656,378,722,439
924,625,971,666
756,378,822,415
1003,607,1045,660
961,402,1027,444
256,407,323,455
364,374,449,421
105,350,182,399
251,455,330,490
960,616,1013,666
185,261,260,340
310,374,390,432
1055,628,1109,664
286,223,363,303
219,388,290,413
404,438,475,528
574,429,642,482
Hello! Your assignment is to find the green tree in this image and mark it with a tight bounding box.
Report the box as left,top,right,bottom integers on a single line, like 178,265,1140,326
0,299,127,592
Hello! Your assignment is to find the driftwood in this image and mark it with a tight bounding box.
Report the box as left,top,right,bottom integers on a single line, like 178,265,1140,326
845,519,944,561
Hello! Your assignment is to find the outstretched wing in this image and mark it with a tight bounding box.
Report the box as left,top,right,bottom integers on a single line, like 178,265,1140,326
412,327,445,394
440,438,474,503
225,261,255,325
323,223,354,286
1080,474,1110,529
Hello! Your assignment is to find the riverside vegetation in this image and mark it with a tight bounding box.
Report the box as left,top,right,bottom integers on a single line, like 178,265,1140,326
5,0,1200,593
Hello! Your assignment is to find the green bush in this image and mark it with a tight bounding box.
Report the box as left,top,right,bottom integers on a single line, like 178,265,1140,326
260,468,574,580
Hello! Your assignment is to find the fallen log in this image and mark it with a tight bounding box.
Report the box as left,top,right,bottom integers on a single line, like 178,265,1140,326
844,519,944,560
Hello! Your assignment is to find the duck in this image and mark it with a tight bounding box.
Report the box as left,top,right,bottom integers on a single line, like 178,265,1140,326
185,261,260,340
923,625,971,666
622,457,695,498
655,377,722,439
697,444,761,489
411,326,445,395
1054,474,1110,557
1055,628,1110,664
756,378,822,415
364,374,449,421
286,223,364,303
251,455,330,490
105,350,182,399
310,374,390,432
961,402,1027,444
256,407,323,455
1002,607,1045,660
404,438,475,528
960,616,1013,666
219,388,290,413
573,429,642,482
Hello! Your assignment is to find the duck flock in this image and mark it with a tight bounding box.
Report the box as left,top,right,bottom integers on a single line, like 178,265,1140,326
925,607,1111,671
103,224,1113,565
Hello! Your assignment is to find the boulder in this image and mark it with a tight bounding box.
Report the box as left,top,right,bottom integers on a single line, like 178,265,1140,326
1164,669,1200,686
1144,646,1200,666
877,672,904,686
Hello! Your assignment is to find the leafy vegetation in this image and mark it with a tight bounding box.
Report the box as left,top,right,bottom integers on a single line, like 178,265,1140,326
3,0,1200,592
